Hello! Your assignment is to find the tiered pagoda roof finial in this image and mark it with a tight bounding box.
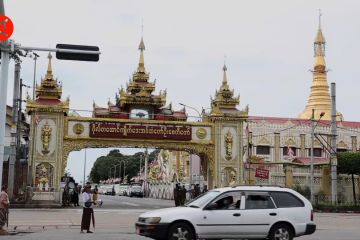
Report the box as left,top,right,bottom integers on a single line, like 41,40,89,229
299,13,343,121
210,64,240,115
93,35,185,121
35,52,62,100
27,52,69,115
116,36,166,109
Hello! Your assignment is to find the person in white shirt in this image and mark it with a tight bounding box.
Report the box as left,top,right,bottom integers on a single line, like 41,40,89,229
80,185,94,233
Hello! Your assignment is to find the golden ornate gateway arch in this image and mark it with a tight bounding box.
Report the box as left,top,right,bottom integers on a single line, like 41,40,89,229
62,117,215,183
26,40,248,204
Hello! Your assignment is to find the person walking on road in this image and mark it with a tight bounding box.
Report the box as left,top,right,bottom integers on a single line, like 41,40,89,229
0,186,9,234
81,185,95,233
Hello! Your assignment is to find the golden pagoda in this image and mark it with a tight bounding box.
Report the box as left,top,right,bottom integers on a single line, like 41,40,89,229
27,53,69,114
299,18,342,121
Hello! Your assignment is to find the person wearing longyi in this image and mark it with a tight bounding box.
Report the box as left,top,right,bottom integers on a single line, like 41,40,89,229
80,185,95,233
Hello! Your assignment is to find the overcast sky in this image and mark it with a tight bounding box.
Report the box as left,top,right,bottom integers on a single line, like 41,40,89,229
5,0,360,183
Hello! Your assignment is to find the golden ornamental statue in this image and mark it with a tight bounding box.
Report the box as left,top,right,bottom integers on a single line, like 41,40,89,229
224,129,233,160
41,122,52,154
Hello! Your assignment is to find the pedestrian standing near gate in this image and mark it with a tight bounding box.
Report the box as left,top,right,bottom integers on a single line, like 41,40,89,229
81,185,95,233
92,185,99,205
0,186,9,234
180,185,187,205
173,183,179,206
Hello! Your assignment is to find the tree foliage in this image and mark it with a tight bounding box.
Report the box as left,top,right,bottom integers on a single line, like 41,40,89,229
337,152,360,204
337,152,360,175
89,149,160,183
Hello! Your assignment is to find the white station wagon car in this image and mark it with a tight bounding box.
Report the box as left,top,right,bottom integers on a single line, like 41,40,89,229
135,186,316,240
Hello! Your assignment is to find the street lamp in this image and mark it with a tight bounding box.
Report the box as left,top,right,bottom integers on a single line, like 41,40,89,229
179,103,202,121
113,164,120,180
113,160,126,183
109,167,112,179
310,109,325,204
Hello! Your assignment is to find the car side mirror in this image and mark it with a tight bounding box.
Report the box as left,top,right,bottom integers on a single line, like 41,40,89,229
204,202,218,210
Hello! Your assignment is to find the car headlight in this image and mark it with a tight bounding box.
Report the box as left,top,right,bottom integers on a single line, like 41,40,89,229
144,217,161,224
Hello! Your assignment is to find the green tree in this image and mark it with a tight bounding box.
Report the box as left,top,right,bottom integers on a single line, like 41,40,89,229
89,149,159,183
337,152,360,204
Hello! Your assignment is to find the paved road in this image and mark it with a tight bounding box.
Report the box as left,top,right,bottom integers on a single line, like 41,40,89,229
4,195,360,240
97,194,175,209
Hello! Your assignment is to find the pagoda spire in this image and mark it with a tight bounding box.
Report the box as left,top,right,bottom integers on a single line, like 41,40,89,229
314,10,326,72
210,64,239,114
137,37,146,73
299,15,342,121
46,52,54,80
222,64,228,85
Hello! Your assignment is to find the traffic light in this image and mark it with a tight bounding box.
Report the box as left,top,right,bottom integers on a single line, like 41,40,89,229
56,44,99,62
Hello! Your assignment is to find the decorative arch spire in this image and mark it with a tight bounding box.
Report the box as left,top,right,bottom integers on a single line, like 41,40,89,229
46,52,54,80
137,37,146,73
222,64,228,85
34,52,63,100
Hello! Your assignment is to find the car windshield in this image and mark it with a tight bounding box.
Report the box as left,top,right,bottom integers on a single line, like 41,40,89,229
185,191,221,208
132,186,141,190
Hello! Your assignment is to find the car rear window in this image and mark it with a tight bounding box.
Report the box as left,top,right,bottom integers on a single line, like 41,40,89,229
270,191,304,208
245,194,275,209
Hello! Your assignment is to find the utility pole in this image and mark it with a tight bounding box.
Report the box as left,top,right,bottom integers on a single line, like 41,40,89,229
32,53,39,99
8,63,21,199
0,0,10,189
17,79,27,192
144,148,148,197
139,155,142,177
189,154,193,185
331,83,337,204
310,109,315,204
83,148,87,186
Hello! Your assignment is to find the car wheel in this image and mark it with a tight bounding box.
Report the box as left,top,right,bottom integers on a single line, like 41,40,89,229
269,223,294,240
168,222,195,240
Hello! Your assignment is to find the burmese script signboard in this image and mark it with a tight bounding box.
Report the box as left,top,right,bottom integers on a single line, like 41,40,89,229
255,168,269,179
89,121,192,141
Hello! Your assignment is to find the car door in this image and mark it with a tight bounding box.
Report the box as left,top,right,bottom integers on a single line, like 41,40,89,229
238,191,278,238
196,191,244,239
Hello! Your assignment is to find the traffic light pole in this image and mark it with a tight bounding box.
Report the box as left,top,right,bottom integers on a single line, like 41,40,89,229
0,0,9,190
17,45,101,55
7,63,21,199
330,83,337,204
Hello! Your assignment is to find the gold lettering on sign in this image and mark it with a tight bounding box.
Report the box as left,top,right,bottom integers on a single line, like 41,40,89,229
90,122,192,141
